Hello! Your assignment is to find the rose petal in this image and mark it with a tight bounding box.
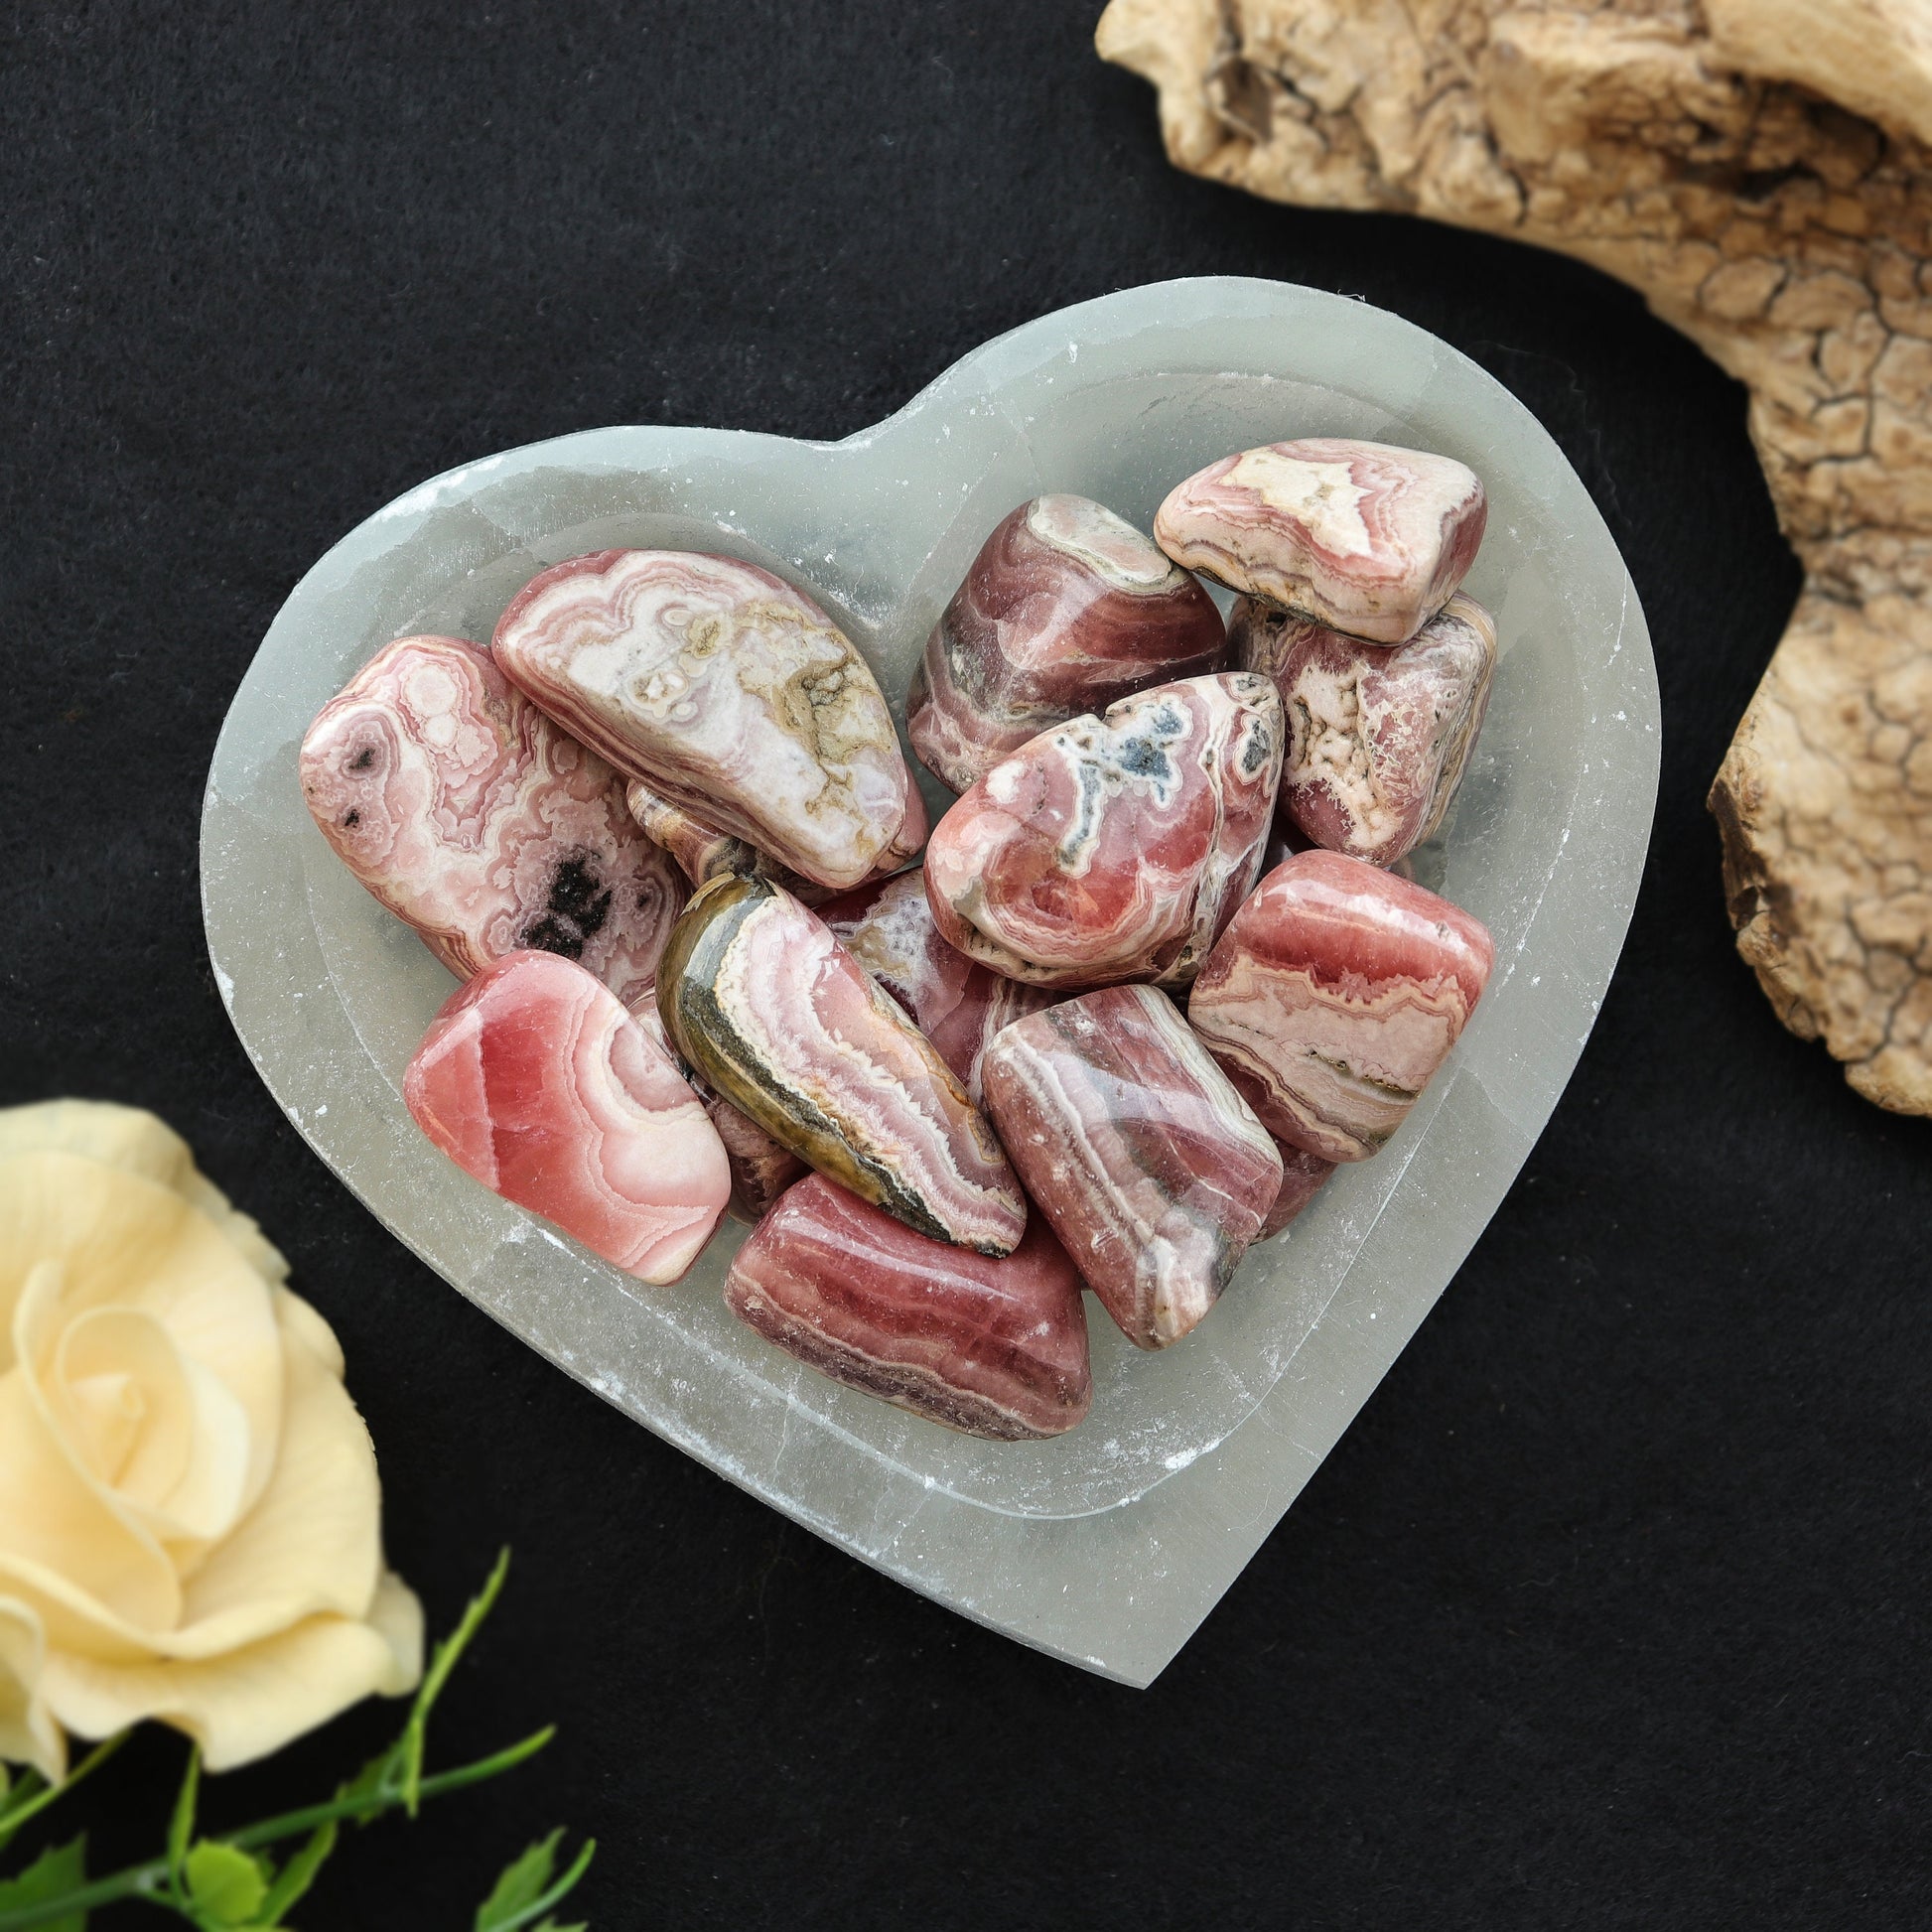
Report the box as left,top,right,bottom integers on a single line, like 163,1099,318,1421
0,1101,287,1289
0,1263,181,1636
39,1571,424,1771
0,1594,63,1780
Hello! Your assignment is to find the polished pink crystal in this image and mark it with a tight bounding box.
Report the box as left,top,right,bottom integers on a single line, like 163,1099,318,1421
1233,591,1496,867
1261,1141,1336,1238
300,634,684,1007
724,1174,1092,1440
1188,850,1494,1162
625,774,924,906
980,985,1282,1350
907,494,1227,792
657,876,1029,1256
493,549,916,889
818,870,1052,1104
923,672,1283,988
1155,439,1486,645
633,1002,804,1224
404,949,730,1283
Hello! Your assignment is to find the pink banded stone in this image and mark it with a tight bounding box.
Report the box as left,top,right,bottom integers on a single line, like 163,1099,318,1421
493,549,916,890
1233,591,1496,867
923,672,1283,988
404,949,730,1284
300,634,684,1007
818,870,1053,1104
632,1002,804,1223
625,775,924,906
980,985,1283,1350
1188,851,1495,1163
1261,1141,1337,1239
725,1175,1092,1440
907,493,1227,792
657,874,1027,1256
1155,439,1487,645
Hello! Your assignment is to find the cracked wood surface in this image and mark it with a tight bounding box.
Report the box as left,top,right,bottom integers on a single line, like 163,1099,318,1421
1098,0,1932,1112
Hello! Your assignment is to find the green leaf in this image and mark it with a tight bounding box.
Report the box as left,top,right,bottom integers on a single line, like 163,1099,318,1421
183,1843,269,1927
474,1830,560,1929
166,1747,201,1896
0,1834,87,1932
475,1837,595,1932
401,1548,510,1817
252,1815,337,1926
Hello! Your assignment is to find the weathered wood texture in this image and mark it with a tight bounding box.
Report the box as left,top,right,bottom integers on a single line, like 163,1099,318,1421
1099,0,1932,1112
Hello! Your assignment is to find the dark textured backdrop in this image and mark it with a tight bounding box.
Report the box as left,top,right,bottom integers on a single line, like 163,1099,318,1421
4,4,1928,1926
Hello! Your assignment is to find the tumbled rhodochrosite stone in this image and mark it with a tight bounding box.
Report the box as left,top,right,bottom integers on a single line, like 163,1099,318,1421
725,1175,1092,1440
1260,1142,1336,1239
924,672,1283,988
493,549,916,889
1189,851,1494,1163
907,494,1227,792
1233,591,1496,868
1155,439,1486,645
981,985,1282,1350
625,775,925,906
657,874,1027,1255
300,634,684,1007
818,870,1052,1104
634,1003,803,1223
404,950,730,1284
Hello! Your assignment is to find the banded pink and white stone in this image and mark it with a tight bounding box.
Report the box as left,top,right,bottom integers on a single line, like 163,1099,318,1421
907,494,1227,792
818,870,1053,1104
1188,851,1495,1163
980,985,1282,1351
923,672,1284,988
493,549,916,890
725,1175,1092,1440
403,949,730,1284
1155,439,1487,645
1233,591,1496,867
625,775,926,906
633,1001,804,1224
657,874,1027,1256
300,634,684,1007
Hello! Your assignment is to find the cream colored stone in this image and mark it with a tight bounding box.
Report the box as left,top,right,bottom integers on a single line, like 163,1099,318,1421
1097,0,1932,1115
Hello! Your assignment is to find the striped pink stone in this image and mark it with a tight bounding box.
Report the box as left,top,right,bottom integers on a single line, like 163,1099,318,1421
1155,439,1486,645
632,1002,804,1224
625,775,925,906
299,634,684,1008
818,870,1053,1105
1233,591,1496,867
980,985,1283,1350
907,493,1226,792
1261,1141,1337,1238
923,671,1283,988
657,875,1028,1256
403,949,730,1284
1189,850,1495,1163
725,1175,1092,1440
492,549,916,890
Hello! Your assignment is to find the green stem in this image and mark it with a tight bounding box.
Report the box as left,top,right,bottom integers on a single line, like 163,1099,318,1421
0,1727,555,1932
0,1734,127,1852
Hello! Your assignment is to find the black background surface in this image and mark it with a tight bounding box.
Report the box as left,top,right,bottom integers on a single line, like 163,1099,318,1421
3,4,1928,1926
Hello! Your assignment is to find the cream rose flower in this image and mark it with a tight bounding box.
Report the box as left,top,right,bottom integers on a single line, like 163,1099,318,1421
0,1099,423,1780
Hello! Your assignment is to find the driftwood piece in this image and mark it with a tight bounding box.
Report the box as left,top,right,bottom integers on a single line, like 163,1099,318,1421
1097,0,1932,1114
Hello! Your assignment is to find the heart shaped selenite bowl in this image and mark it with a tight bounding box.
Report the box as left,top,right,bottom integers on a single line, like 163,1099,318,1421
203,279,1659,1685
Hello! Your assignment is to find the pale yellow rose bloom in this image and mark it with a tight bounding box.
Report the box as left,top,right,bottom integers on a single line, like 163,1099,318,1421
0,1100,423,1779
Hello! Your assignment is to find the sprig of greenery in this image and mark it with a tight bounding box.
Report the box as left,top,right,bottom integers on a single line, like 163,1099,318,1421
0,1551,594,1931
